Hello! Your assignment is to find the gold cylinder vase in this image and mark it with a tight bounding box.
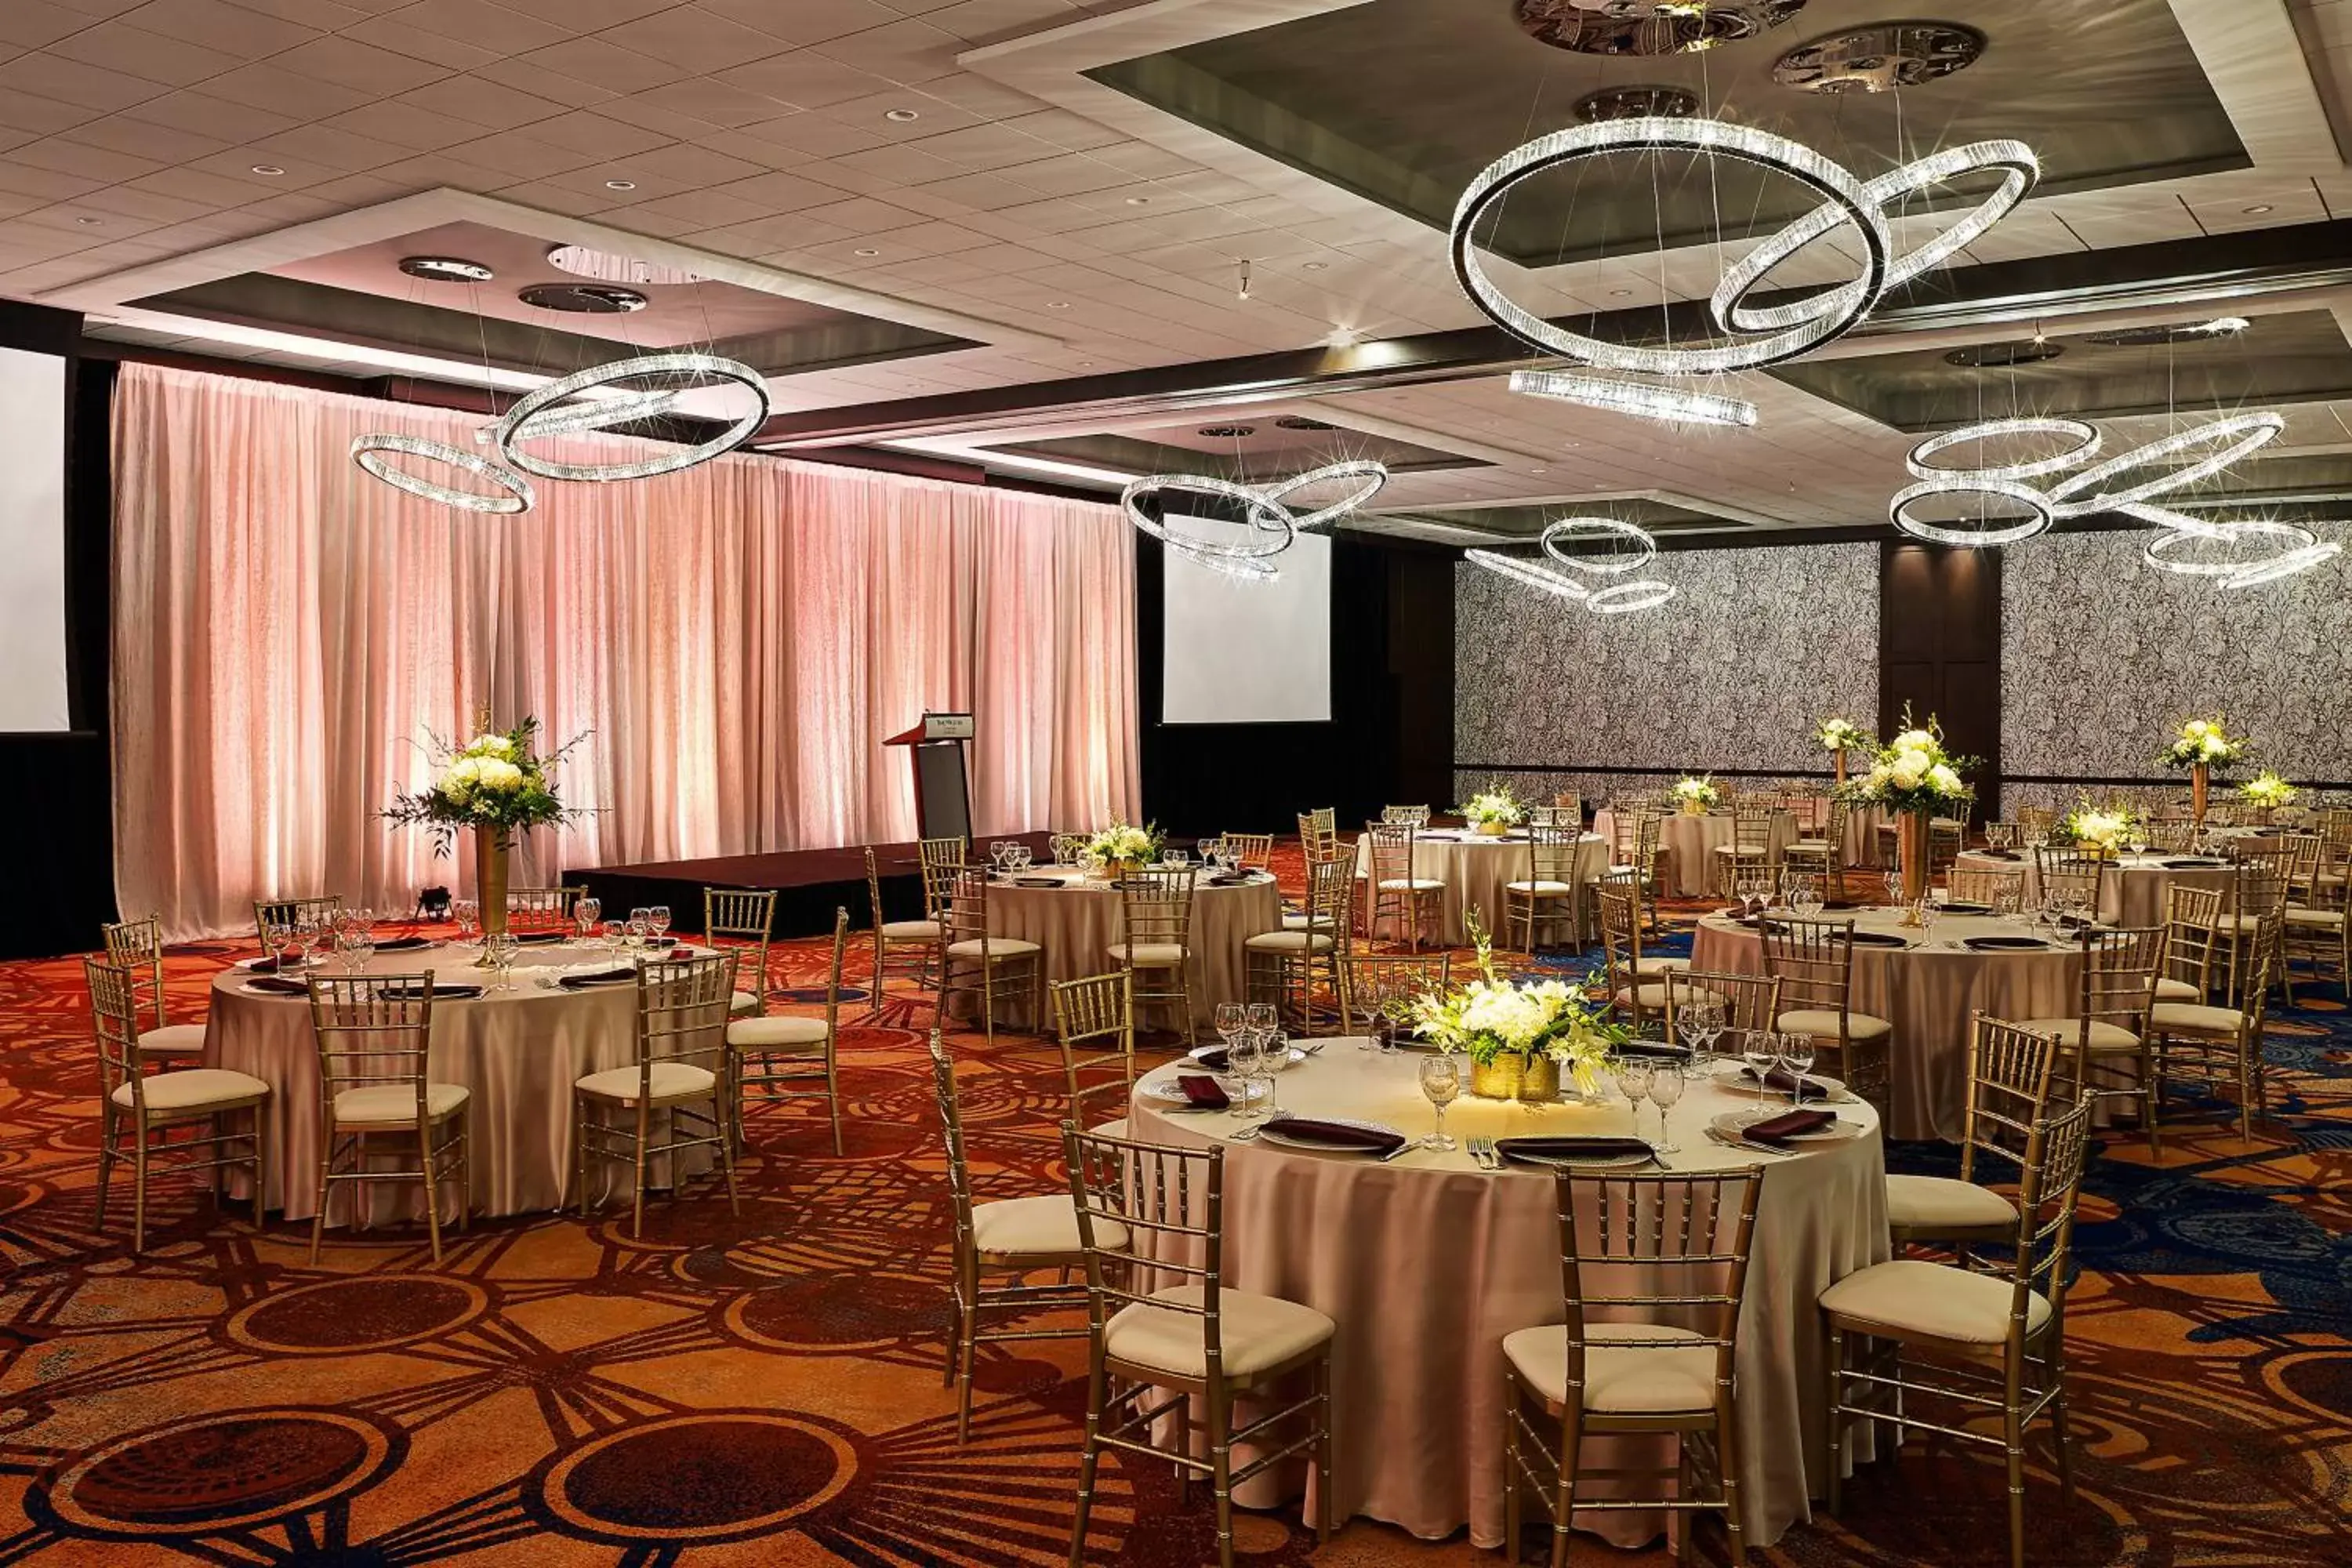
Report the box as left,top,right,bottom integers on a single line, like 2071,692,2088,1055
473,827,510,964
1469,1052,1559,1102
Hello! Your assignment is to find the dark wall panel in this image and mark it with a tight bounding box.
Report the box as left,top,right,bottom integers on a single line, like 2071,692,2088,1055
1878,542,2003,816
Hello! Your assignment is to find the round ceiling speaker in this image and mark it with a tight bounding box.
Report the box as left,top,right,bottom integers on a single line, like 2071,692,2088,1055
1773,23,1985,93
1515,0,1808,58
517,282,649,314
397,256,494,282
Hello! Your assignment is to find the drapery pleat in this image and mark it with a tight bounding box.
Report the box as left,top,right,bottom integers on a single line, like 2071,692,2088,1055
111,363,1140,941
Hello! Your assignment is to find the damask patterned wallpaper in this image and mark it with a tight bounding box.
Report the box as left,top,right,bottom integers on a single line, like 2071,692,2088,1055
1453,541,1879,804
2003,524,2352,788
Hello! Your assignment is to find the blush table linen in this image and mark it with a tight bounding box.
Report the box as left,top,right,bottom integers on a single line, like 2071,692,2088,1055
1352,831,1609,946
204,941,717,1224
1692,908,2086,1140
1955,849,2237,932
979,866,1283,1027
1128,1048,1886,1552
1593,811,1798,897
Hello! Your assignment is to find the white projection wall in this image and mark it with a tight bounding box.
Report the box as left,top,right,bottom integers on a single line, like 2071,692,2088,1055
1161,517,1331,724
0,346,67,733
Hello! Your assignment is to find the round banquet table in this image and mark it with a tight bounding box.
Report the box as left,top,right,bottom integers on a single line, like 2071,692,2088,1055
1592,811,1797,898
205,939,717,1224
1129,1047,1886,1550
978,864,1282,1029
1954,848,2237,931
1352,829,1609,946
1692,906,2086,1141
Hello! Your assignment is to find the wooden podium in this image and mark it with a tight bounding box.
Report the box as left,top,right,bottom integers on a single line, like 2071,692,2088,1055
884,713,974,843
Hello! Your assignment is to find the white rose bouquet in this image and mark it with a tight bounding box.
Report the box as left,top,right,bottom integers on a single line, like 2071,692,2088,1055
1081,820,1161,869
1838,706,1976,815
2058,800,2134,854
1815,717,1873,753
2160,718,2249,774
2241,771,2297,808
383,717,589,854
1457,785,1526,830
1671,775,1721,811
1408,916,1623,1092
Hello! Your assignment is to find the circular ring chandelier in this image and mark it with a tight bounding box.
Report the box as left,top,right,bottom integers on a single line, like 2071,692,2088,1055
1889,474,2054,547
1450,117,1894,376
492,354,770,483
1467,518,1679,615
1508,368,1758,427
2045,412,2284,517
1120,461,1388,580
1906,416,2100,482
1259,459,1390,530
350,433,535,514
2134,512,2342,590
474,387,684,445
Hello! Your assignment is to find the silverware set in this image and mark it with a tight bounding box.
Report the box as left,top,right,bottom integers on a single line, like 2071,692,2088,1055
1468,1136,1500,1170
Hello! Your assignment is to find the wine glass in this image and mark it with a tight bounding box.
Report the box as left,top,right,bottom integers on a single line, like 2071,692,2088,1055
1164,846,1189,868
574,895,601,941
1882,871,1904,908
484,931,517,991
1244,1002,1276,1038
1613,1054,1655,1138
1214,1001,1243,1058
1258,1025,1290,1116
601,919,625,953
1777,1033,1817,1108
1418,1053,1461,1151
1675,998,1718,1073
1741,1029,1779,1092
1226,1026,1266,1120
648,905,672,945
623,916,648,953
452,898,479,947
1648,1063,1685,1153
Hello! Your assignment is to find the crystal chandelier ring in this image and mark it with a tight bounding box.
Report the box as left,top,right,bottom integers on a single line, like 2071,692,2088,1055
1715,141,2038,335
1906,416,2100,483
2140,517,2325,578
475,387,683,445
2045,412,2283,517
1466,548,1591,601
1120,474,1299,564
1889,477,2054,547
1450,117,1892,375
1259,459,1390,530
1586,579,1679,614
1510,368,1759,427
1541,517,1660,574
351,434,535,514
492,354,770,482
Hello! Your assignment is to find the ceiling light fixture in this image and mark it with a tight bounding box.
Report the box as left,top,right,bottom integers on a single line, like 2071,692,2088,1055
398,256,495,282
250,164,285,176
473,388,682,445
1467,548,1589,603
853,247,880,256
74,216,102,226
490,353,770,483
1543,517,1678,613
2243,204,2273,214
884,107,920,122
1509,368,1758,427
604,180,635,191
351,433,534,514
1906,416,2100,483
545,243,699,286
1046,299,1070,309
1236,259,1253,301
1119,460,1390,579
2134,511,2341,589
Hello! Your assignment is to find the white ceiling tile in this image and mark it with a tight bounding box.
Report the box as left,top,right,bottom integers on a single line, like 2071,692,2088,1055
617,185,773,227
60,114,230,163
688,211,852,251
712,51,891,111
341,16,500,71
0,92,104,138
483,176,630,216
370,0,573,57
198,63,378,122
511,35,682,93
604,139,763,184
586,94,724,140
45,23,252,86
6,135,164,183
522,107,675,159
996,151,1138,198
437,129,596,180
390,74,573,131
266,35,453,95
314,100,483,152
816,89,980,141
922,0,1086,43
0,53,169,114
0,162,111,201
464,56,618,107
823,140,966,187
626,76,795,129
695,0,897,46
119,0,322,57
793,194,928,234
119,162,292,204
0,2,96,50
913,71,1051,122
594,5,792,73
221,0,380,24
724,111,884,159
243,122,413,175
495,0,681,27
705,167,852,210
119,88,299,142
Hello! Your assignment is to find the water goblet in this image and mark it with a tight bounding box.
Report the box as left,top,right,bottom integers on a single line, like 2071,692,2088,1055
574,895,601,940
648,905,672,944
1259,1026,1290,1115
1226,1027,1267,1120
1740,1029,1779,1092
1777,1033,1817,1108
601,919,625,953
1244,1002,1276,1037
484,932,517,991
1418,1053,1461,1151
1165,847,1189,868
1613,1054,1655,1138
1882,872,1904,908
623,917,648,953
1675,1000,1715,1070
452,898,480,946
1214,1001,1243,1053
1647,1065,1685,1153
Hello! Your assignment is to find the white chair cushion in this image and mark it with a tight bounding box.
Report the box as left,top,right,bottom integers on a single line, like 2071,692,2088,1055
332,1082,469,1126
1088,1117,1128,1140
1612,982,1682,1012
971,1194,1130,1258
1244,931,1334,954
946,937,1041,960
881,918,942,939
1377,878,1444,892
1104,1285,1334,1381
1819,1258,2049,1345
729,990,761,1016
2016,1017,2142,1052
2150,1001,2248,1036
1776,1008,1893,1043
1886,1173,2019,1233
1501,1320,1716,1414
1280,911,1331,931
112,1067,268,1115
1787,838,1831,853
2286,907,2344,928
1632,956,1689,978
1108,942,1187,967
728,1014,829,1050
1506,880,1575,895
575,1060,718,1105
2153,976,2201,1003
136,1023,207,1055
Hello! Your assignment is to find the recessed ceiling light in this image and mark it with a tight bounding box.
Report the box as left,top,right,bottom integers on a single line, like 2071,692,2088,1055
74,216,102,226
884,107,920,122
249,164,285,176
2243,204,2274,214
1609,288,1635,296
1046,300,1070,309
1530,467,1548,474
604,179,636,191
1124,196,1150,205
853,247,880,256
399,255,495,282
1302,260,1327,270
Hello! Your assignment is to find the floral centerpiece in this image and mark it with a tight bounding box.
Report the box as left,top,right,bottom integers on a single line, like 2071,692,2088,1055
1671,775,1720,815
2058,800,2134,858
2241,771,2296,820
384,718,589,952
1080,820,1161,879
1815,717,1874,787
1457,783,1526,837
1836,707,1976,913
1408,916,1624,1102
2158,717,2249,826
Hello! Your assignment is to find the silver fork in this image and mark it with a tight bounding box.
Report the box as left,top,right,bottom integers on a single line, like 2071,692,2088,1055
1472,1136,1498,1170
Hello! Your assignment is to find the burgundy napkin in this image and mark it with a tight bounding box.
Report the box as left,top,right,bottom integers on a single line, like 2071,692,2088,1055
1978,848,2024,862
243,975,307,996
378,981,483,1000
1744,1109,1836,1145
1263,1117,1406,1152
1175,1075,1229,1109
1494,1135,1654,1164
1742,1064,1831,1094
1194,1047,1232,1071
375,935,433,952
1847,930,1910,948
248,954,308,973
558,968,637,989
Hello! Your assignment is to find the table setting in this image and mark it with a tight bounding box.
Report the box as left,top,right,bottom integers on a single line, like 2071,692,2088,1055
1351,811,1608,944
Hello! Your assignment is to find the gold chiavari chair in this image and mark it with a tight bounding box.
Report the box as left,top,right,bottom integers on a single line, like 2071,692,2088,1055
504,886,583,931
1661,968,1780,1039
2016,927,2163,1155
2314,812,2352,898
1219,832,1274,870
2215,854,2289,1008
1947,864,2026,913
1363,821,1442,952
931,1033,1112,1445
2152,883,2225,1006
1289,810,1348,935
702,886,779,1018
728,907,847,1156
1245,856,1352,1031
1552,790,1584,826
2149,917,2277,1141
1887,1014,2057,1257
1052,971,1135,1137
1048,832,1090,867
865,845,942,1021
1602,807,1667,937
1062,1127,1334,1568
937,866,1044,1047
1381,804,1431,827
2031,846,2110,916
88,959,270,1254
304,972,472,1263
1822,1098,2097,1568
255,895,342,957
1781,796,1849,897
1598,886,1689,1031
1340,952,1452,1041
1503,1170,1762,1568
1112,866,1198,1044
1930,815,1966,871
1760,916,1893,1103
2284,830,2348,999
574,953,740,1237
2015,804,2057,844
101,914,205,1059
1504,824,1584,955
1982,820,2022,849
1708,800,1782,897
2143,818,2198,853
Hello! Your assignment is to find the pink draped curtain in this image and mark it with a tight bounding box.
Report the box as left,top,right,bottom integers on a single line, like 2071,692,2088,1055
111,364,1139,941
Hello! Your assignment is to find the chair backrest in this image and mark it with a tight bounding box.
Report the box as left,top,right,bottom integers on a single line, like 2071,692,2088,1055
815,906,849,1037
1595,886,1645,991
84,958,145,1114
1048,832,1089,867
256,895,341,955
1298,808,1339,863
1523,823,1582,885
1364,821,1418,887
2001,1097,2100,1333
1957,1013,2058,1186
702,886,776,1006
2157,882,2226,1001
939,864,993,949
1051,971,1134,1130
1305,855,1356,945
1730,800,1779,853
1552,790,1584,825
1947,864,2025,912
927,1031,979,1254
2277,832,2325,903
1758,915,1857,1019
1381,804,1430,827
1661,967,1782,1035
630,953,735,1095
2071,924,2161,1036
918,837,967,912
2016,804,2057,838
1119,865,1197,954
2227,851,2292,920
1552,1171,1760,1406
2032,846,2109,909
1064,1125,1225,1365
1341,952,1453,1033
101,914,169,1031
1219,833,1274,869
1929,816,1965,868
1982,820,2020,849
1609,806,1660,869
2137,818,2192,852
305,973,437,1121
505,886,583,930
863,847,892,938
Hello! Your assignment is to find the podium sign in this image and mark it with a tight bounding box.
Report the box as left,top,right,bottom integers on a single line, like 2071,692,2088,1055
884,712,974,842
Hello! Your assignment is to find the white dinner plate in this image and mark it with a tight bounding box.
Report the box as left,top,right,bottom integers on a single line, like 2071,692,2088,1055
1140,1073,1233,1106
1710,1109,1863,1144
1492,1142,1656,1171
1713,1064,1854,1105
1253,1116,1406,1154
1187,1044,1310,1069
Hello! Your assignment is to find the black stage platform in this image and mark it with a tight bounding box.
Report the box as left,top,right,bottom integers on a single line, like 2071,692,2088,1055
564,832,1051,938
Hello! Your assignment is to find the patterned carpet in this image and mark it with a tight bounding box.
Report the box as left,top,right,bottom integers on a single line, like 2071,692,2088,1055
0,866,2347,1565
